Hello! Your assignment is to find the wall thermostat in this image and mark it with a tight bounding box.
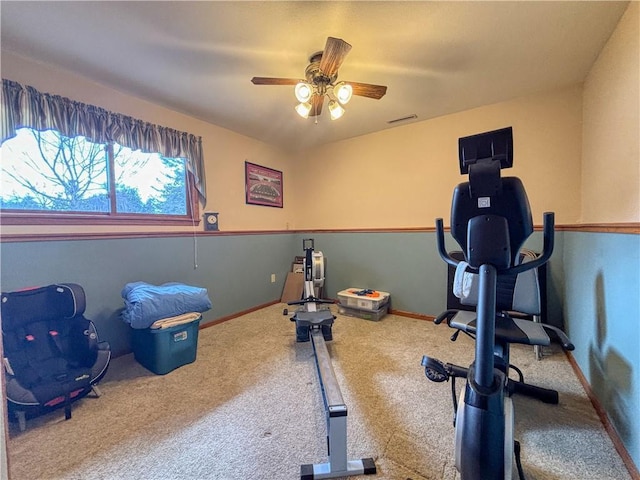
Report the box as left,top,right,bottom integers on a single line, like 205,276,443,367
204,212,219,231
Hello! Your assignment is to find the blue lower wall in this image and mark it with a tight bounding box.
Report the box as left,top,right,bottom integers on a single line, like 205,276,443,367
0,234,297,357
0,230,561,353
563,231,640,469
294,231,448,315
298,230,562,326
1,228,637,470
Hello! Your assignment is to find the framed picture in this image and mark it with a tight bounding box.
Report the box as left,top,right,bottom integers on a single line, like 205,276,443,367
245,161,283,208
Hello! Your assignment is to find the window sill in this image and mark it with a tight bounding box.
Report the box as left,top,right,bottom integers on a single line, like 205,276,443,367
0,212,200,226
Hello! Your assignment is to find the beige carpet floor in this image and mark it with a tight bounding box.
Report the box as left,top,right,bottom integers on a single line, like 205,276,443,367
6,303,632,480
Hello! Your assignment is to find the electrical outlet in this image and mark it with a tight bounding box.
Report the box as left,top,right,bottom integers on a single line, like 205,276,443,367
270,273,276,283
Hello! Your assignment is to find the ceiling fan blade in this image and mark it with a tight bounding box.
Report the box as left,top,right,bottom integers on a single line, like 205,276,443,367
319,37,352,78
347,82,388,100
251,77,301,86
308,94,324,117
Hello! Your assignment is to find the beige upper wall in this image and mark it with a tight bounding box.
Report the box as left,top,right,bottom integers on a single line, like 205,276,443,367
582,1,639,224
1,52,296,234
290,85,583,229
3,0,637,236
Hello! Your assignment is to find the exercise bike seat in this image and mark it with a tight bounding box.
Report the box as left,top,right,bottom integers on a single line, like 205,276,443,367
449,310,551,346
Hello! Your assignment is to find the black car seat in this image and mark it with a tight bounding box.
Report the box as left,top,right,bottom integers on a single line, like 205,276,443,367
1,283,111,431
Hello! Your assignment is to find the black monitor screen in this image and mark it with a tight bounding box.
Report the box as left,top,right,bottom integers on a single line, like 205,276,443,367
458,126,513,174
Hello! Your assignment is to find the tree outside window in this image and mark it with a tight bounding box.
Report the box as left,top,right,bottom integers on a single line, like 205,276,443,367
1,128,188,217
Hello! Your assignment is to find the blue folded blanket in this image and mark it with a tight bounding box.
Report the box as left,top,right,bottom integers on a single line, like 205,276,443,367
121,282,212,329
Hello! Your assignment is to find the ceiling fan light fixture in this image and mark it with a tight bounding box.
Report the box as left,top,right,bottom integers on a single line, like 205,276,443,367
252,37,387,121
328,100,345,120
295,102,312,118
334,82,353,105
294,82,313,103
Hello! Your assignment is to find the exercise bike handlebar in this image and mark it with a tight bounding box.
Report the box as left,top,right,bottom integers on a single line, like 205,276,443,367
434,309,459,325
424,358,561,404
509,212,555,275
435,212,555,275
435,218,459,269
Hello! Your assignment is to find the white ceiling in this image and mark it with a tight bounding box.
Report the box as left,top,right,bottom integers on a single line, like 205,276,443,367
0,1,629,152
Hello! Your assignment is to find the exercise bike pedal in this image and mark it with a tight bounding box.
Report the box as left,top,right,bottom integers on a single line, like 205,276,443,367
421,356,449,382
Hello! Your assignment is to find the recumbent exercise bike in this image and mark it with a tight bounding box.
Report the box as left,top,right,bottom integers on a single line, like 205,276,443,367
421,127,574,480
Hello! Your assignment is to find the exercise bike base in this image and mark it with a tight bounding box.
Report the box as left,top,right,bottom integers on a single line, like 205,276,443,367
301,458,376,480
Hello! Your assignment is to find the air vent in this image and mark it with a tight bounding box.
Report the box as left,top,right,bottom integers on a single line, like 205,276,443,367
387,114,418,124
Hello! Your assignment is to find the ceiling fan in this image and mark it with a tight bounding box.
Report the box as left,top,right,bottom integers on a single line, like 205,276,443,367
251,37,387,120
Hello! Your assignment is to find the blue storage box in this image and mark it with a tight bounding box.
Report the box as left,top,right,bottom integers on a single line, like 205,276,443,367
131,314,201,375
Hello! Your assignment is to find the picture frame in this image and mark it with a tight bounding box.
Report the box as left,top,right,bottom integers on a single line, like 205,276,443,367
245,161,283,208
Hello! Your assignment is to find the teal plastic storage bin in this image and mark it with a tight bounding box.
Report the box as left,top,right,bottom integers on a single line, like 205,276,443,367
131,316,201,375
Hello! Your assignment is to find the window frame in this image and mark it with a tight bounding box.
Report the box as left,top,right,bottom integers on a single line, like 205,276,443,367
1,78,206,228
0,130,201,227
0,179,200,226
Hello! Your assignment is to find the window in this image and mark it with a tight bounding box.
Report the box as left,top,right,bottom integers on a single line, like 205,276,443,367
1,128,190,222
113,143,187,216
1,79,206,226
